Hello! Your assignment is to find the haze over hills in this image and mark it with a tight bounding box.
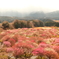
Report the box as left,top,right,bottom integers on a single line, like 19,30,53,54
29,11,59,20
0,10,59,22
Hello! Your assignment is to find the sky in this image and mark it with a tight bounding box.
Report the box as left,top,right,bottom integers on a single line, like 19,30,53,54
0,0,59,13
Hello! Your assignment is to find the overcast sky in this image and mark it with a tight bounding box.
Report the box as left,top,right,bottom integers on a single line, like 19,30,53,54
0,0,59,13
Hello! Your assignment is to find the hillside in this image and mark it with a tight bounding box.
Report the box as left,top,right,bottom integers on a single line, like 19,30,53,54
0,11,59,22
0,16,54,23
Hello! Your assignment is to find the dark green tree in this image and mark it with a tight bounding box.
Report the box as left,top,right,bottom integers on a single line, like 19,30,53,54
13,20,21,29
20,20,27,28
45,21,56,26
55,22,59,27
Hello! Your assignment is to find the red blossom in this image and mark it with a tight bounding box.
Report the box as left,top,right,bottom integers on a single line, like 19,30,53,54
32,47,44,56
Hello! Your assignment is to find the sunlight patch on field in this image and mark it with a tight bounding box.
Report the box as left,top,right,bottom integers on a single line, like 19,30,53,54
34,27,53,29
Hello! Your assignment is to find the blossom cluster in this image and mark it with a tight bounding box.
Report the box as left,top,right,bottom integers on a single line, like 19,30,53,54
0,27,59,59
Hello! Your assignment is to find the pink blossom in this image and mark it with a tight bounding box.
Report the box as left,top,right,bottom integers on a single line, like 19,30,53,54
55,38,59,43
13,48,24,57
38,42,51,48
3,41,11,47
44,48,59,59
53,46,59,53
6,47,13,53
32,47,44,56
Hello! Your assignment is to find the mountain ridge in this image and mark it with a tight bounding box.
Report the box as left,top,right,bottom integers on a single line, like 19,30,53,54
0,10,59,22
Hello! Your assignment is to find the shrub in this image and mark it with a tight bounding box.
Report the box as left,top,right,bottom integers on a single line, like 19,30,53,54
32,20,44,27
45,21,56,26
27,21,34,28
20,20,27,28
13,20,21,29
2,21,9,29
55,22,59,27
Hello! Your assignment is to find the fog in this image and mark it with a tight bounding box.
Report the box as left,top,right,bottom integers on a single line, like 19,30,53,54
0,0,59,13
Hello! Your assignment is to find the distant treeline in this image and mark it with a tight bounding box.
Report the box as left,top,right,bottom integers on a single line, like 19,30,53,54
1,19,59,30
1,19,44,29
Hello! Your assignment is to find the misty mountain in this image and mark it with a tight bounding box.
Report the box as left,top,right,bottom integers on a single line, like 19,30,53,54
29,12,45,18
46,11,59,20
0,10,59,21
46,11,59,17
29,11,59,20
